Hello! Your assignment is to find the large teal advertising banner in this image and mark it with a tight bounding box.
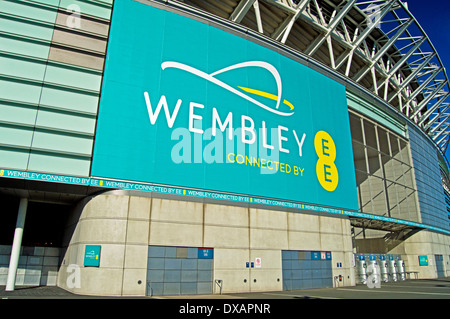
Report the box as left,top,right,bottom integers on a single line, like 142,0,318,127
91,0,359,211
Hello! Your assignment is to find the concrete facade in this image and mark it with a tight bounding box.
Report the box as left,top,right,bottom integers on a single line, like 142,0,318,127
57,193,355,296
391,231,450,278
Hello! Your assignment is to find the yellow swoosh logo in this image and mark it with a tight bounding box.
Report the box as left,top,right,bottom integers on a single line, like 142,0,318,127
238,86,294,110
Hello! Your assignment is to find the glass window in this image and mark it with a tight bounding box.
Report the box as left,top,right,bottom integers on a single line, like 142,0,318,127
356,170,373,213
353,141,367,172
370,175,388,215
399,139,410,164
349,111,418,221
403,166,415,188
377,126,390,155
382,155,395,181
389,134,400,159
405,188,418,222
364,120,378,149
367,147,382,177
386,181,399,217
176,247,188,259
392,159,405,184
350,112,364,143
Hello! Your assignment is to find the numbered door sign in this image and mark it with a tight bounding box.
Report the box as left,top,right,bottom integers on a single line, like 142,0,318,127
198,248,214,259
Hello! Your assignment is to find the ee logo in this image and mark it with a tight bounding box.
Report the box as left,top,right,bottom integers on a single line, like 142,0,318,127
314,131,338,191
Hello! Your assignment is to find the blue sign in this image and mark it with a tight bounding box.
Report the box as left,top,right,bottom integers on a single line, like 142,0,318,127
326,251,332,260
84,245,101,267
311,252,321,260
91,0,358,211
198,248,214,259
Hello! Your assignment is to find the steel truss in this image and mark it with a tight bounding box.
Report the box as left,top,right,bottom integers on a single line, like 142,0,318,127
177,0,450,153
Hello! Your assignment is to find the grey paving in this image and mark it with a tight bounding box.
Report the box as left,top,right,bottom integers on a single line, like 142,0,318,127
1,278,450,299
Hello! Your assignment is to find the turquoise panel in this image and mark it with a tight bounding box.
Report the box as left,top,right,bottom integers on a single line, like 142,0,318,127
44,65,102,91
30,0,60,6
92,0,358,211
27,152,91,176
34,109,96,134
0,148,29,170
84,245,101,267
39,87,99,113
31,130,93,156
0,55,47,81
0,0,58,23
0,79,43,104
0,16,55,40
0,125,33,147
0,35,50,59
0,102,37,126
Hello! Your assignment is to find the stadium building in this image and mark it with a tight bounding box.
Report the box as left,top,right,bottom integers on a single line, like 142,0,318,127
1,0,450,296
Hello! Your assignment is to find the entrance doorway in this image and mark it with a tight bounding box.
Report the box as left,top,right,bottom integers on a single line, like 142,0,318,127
282,250,333,290
146,245,214,296
435,255,445,278
0,198,71,286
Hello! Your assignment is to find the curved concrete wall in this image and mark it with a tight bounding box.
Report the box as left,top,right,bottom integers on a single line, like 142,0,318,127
58,193,355,296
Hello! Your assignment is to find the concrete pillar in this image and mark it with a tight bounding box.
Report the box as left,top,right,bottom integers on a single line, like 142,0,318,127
5,198,28,291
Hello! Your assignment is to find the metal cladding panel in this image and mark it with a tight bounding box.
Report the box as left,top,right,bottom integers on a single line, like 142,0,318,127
92,0,358,211
408,125,450,231
0,0,112,176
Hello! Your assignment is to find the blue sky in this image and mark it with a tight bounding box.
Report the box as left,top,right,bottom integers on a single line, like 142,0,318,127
405,0,450,70
402,0,450,158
